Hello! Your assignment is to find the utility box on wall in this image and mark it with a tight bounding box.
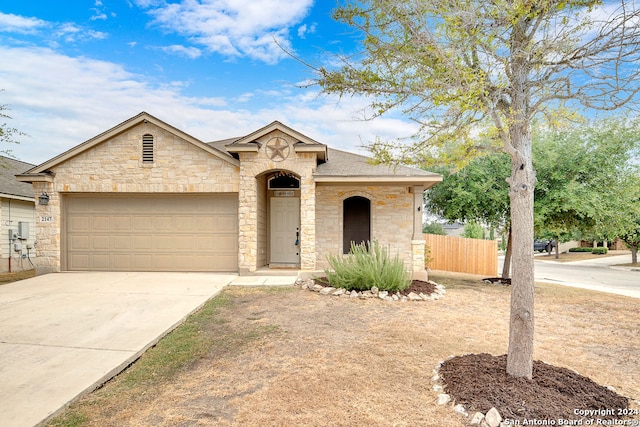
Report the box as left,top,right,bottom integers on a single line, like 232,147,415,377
18,222,29,240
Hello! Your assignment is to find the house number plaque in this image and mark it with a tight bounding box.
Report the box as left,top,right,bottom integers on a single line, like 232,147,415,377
274,191,294,197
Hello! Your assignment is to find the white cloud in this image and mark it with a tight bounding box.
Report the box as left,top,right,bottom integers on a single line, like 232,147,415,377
0,12,47,33
159,44,202,59
139,0,314,64
90,12,108,21
297,22,316,39
0,45,416,166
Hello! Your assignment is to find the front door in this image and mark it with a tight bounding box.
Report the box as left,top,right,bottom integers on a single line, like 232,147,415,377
270,197,300,265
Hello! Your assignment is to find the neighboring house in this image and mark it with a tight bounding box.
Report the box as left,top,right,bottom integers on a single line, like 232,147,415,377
16,112,442,278
0,156,37,272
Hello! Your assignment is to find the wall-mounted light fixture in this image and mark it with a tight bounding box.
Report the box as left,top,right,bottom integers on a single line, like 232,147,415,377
38,192,50,206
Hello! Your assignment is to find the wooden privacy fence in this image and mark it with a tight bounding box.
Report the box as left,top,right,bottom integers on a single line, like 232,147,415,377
424,234,498,276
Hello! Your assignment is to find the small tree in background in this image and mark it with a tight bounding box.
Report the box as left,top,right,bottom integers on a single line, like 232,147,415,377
1,95,26,155
422,222,446,235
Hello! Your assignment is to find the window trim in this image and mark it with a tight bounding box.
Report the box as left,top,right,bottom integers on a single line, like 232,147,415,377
342,196,371,254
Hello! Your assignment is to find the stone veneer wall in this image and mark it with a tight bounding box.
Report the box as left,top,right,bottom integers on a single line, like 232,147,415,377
237,130,317,273
33,122,240,273
315,185,414,271
256,174,268,268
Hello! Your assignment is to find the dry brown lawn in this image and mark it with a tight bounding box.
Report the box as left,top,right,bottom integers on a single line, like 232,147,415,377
49,272,639,427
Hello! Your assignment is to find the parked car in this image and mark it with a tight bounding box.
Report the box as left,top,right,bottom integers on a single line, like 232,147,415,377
534,239,555,253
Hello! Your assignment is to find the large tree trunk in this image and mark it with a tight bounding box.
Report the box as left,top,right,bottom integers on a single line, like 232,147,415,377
632,245,638,264
504,47,536,378
506,131,536,379
501,225,512,279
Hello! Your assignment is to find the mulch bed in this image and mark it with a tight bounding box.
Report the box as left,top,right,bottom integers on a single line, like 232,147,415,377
439,353,633,423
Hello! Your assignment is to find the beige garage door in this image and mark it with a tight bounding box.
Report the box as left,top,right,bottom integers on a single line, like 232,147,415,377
65,195,238,272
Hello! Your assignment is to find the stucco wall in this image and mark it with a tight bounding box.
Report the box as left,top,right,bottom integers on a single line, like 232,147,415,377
315,185,414,271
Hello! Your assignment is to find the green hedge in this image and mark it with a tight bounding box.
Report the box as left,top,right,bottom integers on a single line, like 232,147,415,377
592,247,608,255
325,240,410,292
569,247,594,252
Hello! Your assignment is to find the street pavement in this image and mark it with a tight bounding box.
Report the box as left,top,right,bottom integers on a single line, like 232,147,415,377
500,253,640,299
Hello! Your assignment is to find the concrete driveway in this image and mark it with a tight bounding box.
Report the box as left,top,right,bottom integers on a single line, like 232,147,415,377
0,272,237,427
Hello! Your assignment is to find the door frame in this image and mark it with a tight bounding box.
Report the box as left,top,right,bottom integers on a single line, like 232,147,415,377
269,195,301,266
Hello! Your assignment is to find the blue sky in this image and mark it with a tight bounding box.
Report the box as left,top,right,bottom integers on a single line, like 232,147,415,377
0,0,418,165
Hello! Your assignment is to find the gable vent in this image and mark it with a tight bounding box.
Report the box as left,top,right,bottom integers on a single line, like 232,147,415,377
142,134,154,163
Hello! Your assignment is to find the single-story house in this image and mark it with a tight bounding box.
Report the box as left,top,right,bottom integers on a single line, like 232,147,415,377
16,112,442,278
0,156,37,272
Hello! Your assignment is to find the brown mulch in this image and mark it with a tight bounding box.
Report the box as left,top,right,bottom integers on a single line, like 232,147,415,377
440,353,632,423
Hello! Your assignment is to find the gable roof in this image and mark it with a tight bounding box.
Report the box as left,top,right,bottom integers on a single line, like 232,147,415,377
18,112,239,181
0,156,36,200
226,121,327,162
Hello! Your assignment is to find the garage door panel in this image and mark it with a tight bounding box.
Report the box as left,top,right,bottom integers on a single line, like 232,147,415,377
132,216,153,231
113,236,131,249
92,254,111,269
216,215,237,230
69,216,90,232
69,235,90,250
175,216,196,231
92,236,110,250
113,254,131,269
153,217,173,231
66,195,238,272
132,235,152,249
111,217,131,231
93,216,110,231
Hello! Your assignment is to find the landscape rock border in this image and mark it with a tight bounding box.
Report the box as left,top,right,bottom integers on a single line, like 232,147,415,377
432,356,508,427
294,278,446,302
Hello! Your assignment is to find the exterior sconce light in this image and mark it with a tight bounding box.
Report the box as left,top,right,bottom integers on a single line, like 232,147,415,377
39,192,50,206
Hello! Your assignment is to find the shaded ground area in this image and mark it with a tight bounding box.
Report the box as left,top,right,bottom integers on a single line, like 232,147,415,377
48,272,640,427
440,353,631,423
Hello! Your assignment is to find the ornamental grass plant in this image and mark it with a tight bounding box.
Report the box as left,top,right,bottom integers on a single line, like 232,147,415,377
324,240,410,292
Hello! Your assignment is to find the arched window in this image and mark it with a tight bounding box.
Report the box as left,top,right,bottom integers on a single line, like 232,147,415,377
268,173,300,189
142,134,154,163
343,196,371,253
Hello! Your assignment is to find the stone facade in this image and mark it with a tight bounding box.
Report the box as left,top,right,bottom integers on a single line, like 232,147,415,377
236,130,317,273
315,185,416,272
22,113,434,277
32,121,240,273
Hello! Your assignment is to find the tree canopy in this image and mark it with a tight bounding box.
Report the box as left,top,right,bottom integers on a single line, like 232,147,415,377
315,0,640,378
533,117,640,249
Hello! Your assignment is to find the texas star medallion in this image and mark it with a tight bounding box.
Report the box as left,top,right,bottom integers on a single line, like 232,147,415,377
266,136,290,161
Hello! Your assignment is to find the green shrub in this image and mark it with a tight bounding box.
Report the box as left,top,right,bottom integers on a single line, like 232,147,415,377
592,247,608,255
423,222,446,235
462,221,485,239
569,247,594,252
325,240,410,292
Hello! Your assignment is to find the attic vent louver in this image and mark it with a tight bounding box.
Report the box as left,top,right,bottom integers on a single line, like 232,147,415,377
142,134,154,163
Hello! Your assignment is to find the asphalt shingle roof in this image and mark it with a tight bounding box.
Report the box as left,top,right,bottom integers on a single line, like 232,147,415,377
317,148,438,178
0,156,35,199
